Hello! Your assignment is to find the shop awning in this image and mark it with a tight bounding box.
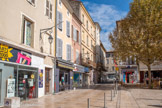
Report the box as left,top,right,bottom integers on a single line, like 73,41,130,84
57,58,74,70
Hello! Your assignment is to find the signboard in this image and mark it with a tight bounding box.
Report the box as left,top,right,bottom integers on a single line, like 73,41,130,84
39,69,43,88
0,44,31,65
7,79,15,98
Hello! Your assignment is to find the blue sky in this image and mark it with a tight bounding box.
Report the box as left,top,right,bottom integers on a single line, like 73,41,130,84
81,0,133,51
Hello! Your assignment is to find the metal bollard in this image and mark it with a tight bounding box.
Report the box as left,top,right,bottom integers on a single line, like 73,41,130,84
88,98,90,108
111,90,113,101
114,87,115,97
104,93,106,108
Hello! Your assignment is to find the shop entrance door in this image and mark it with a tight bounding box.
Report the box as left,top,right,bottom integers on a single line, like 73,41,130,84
45,68,50,94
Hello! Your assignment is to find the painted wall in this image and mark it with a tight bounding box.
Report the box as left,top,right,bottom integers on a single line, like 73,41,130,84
57,0,72,60
31,55,45,97
72,15,81,64
80,4,96,63
0,0,55,55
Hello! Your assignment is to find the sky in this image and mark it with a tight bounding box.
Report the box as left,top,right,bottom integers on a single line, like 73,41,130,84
81,0,133,51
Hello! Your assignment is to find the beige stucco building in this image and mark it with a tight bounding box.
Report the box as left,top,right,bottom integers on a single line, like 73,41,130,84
0,0,56,105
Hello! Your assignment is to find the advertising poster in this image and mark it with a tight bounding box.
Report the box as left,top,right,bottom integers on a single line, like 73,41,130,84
39,69,43,88
7,79,15,98
0,44,31,65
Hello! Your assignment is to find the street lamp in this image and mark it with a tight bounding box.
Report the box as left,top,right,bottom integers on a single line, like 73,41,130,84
40,27,54,54
48,35,53,54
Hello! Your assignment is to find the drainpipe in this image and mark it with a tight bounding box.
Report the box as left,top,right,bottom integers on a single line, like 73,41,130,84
53,0,58,94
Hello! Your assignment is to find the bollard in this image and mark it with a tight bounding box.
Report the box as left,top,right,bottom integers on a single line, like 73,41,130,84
104,93,106,108
114,87,115,97
87,98,90,108
111,90,113,101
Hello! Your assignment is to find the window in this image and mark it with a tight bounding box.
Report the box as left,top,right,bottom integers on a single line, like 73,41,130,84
82,14,84,24
91,40,93,49
73,28,77,41
23,18,33,46
91,54,93,61
106,53,110,58
111,59,114,64
67,10,70,16
82,48,84,56
82,31,84,42
59,0,62,6
57,11,62,31
87,36,89,46
86,21,88,30
66,44,71,60
46,0,52,19
66,21,70,37
91,26,92,34
107,59,109,64
76,51,79,64
73,27,79,42
27,0,35,6
57,38,63,57
71,48,73,62
112,66,114,71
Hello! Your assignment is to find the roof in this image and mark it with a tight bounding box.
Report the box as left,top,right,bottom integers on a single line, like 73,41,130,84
62,0,74,14
95,22,101,31
100,41,107,52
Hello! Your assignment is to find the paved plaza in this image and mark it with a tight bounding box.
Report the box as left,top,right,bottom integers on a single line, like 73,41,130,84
21,84,162,108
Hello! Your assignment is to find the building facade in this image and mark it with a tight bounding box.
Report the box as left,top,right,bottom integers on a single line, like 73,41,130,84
55,0,74,93
95,22,102,84
68,0,97,86
0,0,56,105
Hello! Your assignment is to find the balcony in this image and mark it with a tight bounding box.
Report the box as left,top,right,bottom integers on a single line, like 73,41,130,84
81,57,96,68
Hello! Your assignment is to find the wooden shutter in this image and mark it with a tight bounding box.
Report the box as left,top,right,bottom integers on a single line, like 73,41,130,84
73,27,75,41
66,21,70,37
57,38,63,57
50,4,52,19
66,45,71,60
71,47,73,62
71,25,73,39
60,39,63,57
58,12,62,30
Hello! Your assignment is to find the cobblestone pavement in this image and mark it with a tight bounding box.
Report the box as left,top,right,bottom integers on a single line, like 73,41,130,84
21,84,162,108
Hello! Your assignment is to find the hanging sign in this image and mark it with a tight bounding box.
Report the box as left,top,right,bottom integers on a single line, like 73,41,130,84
7,79,15,98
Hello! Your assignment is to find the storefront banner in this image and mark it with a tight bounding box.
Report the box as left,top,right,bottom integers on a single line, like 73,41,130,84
73,64,84,73
39,69,43,88
7,79,15,98
0,44,31,65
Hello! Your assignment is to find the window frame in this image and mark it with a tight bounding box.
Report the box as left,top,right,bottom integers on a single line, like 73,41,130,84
22,18,33,47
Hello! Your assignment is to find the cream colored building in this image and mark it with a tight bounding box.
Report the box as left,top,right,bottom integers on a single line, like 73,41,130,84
67,0,96,85
0,0,56,105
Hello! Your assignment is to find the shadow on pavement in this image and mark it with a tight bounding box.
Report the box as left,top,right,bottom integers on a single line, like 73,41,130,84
148,105,162,107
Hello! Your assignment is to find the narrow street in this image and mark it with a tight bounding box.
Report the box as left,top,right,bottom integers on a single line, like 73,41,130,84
21,84,162,108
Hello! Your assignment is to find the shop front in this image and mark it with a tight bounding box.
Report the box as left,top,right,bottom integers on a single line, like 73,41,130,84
55,58,74,93
73,64,85,88
121,67,138,84
83,67,89,86
0,44,45,106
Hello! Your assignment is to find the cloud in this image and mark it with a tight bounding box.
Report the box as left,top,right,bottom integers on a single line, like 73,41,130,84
83,1,127,51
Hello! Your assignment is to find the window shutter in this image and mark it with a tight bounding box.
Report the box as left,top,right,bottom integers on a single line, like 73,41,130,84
69,45,71,60
57,11,59,28
60,13,62,30
71,25,73,39
71,47,73,62
73,28,75,40
60,39,63,57
66,45,71,60
56,38,59,57
66,21,70,37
